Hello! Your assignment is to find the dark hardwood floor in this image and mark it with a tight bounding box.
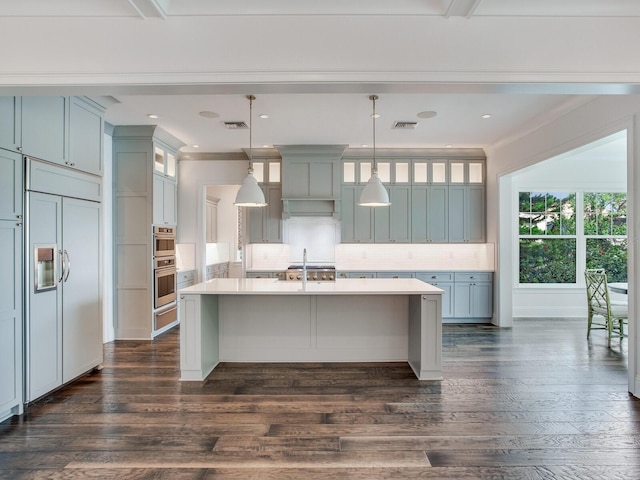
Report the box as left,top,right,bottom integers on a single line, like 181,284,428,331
1,318,639,479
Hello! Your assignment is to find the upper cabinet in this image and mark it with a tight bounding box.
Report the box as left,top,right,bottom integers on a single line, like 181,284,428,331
0,150,23,220
0,96,22,153
68,97,104,176
21,96,67,166
278,144,347,218
154,146,177,179
1,96,105,177
341,151,486,244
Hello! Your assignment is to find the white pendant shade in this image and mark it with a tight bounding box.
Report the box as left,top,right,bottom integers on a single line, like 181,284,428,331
234,171,267,207
358,172,390,206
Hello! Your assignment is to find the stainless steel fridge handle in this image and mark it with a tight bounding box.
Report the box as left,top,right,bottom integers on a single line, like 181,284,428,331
58,249,65,283
63,250,71,282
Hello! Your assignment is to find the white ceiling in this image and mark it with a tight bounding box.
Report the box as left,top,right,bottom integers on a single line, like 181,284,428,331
2,0,638,155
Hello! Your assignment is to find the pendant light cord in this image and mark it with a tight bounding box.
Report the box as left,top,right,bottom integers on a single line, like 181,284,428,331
247,94,255,173
370,94,378,174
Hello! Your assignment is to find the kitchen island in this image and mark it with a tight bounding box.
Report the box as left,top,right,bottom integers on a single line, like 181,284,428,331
178,278,443,381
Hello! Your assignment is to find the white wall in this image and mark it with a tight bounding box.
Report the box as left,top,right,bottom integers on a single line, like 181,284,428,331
486,95,640,397
510,132,626,317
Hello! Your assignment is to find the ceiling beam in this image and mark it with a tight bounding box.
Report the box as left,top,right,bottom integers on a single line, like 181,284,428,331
127,0,170,19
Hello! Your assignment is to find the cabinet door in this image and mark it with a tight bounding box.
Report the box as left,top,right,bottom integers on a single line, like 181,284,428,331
163,179,177,226
465,186,485,242
448,186,466,242
433,282,453,318
471,282,493,318
0,96,21,152
249,186,282,243
27,192,63,401
69,97,103,176
341,186,374,243
153,175,164,225
22,96,67,165
453,282,472,317
0,220,22,413
374,186,411,243
428,186,448,242
61,198,102,383
0,149,23,220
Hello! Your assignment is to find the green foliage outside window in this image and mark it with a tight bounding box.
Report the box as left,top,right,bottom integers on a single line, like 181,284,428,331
519,192,576,235
518,191,626,284
519,238,577,283
583,192,627,235
585,238,627,282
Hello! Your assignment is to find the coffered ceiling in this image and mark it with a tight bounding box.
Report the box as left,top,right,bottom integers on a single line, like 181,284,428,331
1,1,639,155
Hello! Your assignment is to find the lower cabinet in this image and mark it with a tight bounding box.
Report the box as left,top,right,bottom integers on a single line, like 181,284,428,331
206,262,229,280
338,270,493,322
177,270,195,290
246,271,286,280
453,272,493,319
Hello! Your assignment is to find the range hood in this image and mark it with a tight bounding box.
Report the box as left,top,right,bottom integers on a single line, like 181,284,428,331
276,144,347,218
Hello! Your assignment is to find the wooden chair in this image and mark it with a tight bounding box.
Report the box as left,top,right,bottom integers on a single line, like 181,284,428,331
584,269,628,346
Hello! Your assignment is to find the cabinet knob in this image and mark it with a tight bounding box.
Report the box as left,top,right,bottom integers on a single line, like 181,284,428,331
16,214,22,219
16,223,22,227
17,146,22,151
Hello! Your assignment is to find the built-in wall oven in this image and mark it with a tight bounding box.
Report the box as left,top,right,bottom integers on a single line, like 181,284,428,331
154,256,177,309
153,225,175,257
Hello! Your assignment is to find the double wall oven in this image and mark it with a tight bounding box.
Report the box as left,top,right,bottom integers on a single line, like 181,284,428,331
153,226,177,332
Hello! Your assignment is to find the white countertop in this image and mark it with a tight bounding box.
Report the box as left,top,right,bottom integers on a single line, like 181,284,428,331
180,278,443,296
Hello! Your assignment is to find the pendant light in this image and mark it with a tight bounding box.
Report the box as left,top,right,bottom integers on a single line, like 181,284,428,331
358,95,390,207
234,94,267,207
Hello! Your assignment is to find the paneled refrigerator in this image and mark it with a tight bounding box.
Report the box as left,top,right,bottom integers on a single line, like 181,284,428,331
26,191,102,402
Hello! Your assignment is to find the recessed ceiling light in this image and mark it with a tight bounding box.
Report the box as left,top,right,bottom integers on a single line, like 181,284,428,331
147,114,159,119
259,114,269,119
192,145,199,148
199,110,220,118
361,144,368,148
371,113,380,119
481,114,492,119
417,110,438,119
262,144,270,148
445,144,453,148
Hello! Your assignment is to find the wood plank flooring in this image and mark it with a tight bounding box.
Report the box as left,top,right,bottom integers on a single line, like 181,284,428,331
1,318,639,479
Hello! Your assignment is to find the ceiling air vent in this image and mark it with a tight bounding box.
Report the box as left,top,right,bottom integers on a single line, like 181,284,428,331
223,121,248,129
393,121,419,129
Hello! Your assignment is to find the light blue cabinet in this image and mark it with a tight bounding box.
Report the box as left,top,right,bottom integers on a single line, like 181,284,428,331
68,97,104,176
453,272,493,319
0,150,23,221
448,186,485,242
249,186,283,243
21,96,67,166
411,185,448,242
0,96,22,153
153,174,177,226
0,220,23,420
341,186,374,243
376,272,415,279
374,186,412,243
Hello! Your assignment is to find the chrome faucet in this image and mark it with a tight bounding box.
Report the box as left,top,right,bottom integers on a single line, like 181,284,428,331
302,248,307,287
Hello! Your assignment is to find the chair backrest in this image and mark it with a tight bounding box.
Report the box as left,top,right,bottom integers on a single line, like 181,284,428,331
585,268,610,310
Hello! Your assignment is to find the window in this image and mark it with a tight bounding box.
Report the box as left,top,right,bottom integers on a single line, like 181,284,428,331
584,192,627,282
518,191,627,284
519,192,576,283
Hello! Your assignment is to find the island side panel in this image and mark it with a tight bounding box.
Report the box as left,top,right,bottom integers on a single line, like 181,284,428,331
179,293,219,381
315,295,408,361
408,294,443,380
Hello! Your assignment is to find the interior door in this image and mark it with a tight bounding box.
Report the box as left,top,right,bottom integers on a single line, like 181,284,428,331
62,197,102,383
27,192,63,401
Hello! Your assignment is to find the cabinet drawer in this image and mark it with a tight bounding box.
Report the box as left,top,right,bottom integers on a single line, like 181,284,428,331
455,272,492,282
177,270,194,283
416,272,454,282
376,272,414,279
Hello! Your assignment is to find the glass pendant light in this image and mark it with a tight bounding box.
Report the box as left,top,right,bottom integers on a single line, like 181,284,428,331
234,94,267,207
358,95,390,207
